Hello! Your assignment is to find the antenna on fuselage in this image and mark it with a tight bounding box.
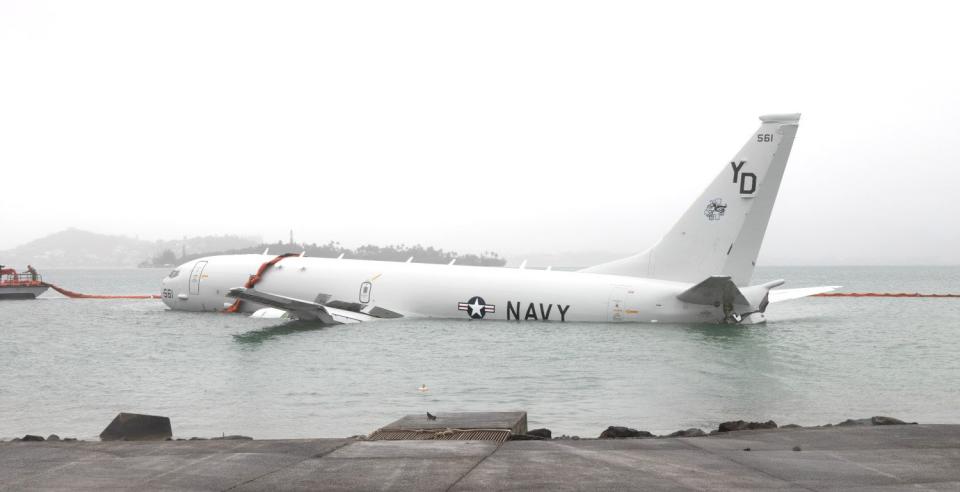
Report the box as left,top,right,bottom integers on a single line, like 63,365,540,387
519,260,527,270
406,257,414,263
337,253,345,259
448,258,456,265
263,248,270,255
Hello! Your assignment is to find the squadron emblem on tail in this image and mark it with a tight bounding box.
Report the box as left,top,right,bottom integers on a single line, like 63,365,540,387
704,198,728,221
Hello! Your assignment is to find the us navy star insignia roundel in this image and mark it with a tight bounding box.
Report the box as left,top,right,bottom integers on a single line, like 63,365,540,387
458,296,496,319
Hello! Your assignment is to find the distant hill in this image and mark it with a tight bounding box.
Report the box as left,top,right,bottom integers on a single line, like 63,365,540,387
2,229,508,269
0,229,259,268
143,241,507,267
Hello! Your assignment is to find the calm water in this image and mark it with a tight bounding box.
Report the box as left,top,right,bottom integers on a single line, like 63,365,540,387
1,267,958,440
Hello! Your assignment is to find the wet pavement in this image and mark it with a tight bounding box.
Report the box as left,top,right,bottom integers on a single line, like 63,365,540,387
2,425,958,491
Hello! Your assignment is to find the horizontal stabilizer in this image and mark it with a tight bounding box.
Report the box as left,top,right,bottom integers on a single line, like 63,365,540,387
677,276,749,306
768,286,841,303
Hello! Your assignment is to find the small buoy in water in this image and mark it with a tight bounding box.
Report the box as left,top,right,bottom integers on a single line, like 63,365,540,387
418,384,429,392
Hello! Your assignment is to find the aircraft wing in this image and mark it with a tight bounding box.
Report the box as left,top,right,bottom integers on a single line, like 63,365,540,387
226,287,377,323
226,287,401,323
768,286,841,303
677,276,749,306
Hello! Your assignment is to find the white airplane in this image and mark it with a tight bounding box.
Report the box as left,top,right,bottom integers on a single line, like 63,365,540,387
161,113,837,325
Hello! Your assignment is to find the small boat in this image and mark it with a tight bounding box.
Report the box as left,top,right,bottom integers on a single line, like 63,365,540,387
0,265,49,300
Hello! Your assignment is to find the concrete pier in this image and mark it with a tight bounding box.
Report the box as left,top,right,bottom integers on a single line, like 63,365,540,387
2,425,959,490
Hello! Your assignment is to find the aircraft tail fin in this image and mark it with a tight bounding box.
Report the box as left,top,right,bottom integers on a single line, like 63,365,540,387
582,113,800,286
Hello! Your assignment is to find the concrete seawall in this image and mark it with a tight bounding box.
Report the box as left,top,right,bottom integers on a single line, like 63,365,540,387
2,424,959,490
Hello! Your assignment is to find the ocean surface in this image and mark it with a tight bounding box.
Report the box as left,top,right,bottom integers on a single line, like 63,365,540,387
2,266,958,440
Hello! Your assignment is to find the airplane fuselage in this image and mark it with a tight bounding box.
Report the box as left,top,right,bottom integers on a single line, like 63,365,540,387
160,114,824,324
161,254,742,324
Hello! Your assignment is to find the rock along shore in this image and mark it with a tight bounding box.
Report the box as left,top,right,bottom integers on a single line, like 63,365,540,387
2,414,915,444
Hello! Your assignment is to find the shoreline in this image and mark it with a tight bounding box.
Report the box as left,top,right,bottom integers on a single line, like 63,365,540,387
0,413,923,443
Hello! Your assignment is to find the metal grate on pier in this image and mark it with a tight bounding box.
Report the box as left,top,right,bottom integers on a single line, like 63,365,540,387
368,411,527,443
369,428,511,443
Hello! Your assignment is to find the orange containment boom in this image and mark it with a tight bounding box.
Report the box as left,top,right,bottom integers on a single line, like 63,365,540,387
814,292,960,298
43,282,161,300
224,252,300,313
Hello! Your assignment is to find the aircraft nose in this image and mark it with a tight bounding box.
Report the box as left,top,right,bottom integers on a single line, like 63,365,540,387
160,266,185,308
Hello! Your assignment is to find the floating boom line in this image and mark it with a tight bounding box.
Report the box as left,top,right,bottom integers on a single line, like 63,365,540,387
43,282,161,300
814,292,960,298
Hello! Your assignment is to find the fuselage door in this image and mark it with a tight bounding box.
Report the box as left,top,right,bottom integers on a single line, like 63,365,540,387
359,281,372,304
189,261,208,295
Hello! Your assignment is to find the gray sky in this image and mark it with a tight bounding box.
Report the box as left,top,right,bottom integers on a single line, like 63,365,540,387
1,0,957,265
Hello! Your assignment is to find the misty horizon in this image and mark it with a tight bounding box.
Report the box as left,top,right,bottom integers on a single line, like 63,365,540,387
3,227,955,268
2,2,957,266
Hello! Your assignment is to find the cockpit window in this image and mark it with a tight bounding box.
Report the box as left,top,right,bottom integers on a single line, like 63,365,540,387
168,269,180,279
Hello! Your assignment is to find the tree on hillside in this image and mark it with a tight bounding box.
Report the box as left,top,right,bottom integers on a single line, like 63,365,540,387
142,241,507,267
